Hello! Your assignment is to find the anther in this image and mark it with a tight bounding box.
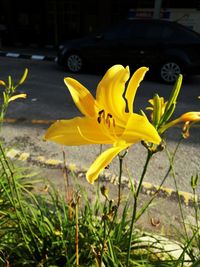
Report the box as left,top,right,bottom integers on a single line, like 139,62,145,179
97,109,105,124
97,110,115,128
105,115,110,126
98,110,104,116
97,117,101,124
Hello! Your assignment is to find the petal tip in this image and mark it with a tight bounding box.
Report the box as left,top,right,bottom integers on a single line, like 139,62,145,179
86,173,95,184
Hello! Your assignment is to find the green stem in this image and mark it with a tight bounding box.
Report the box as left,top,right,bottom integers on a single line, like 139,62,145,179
98,151,127,265
117,150,128,207
75,200,79,267
126,150,153,266
133,150,152,221
108,151,126,232
117,154,124,207
166,144,189,242
193,188,199,230
99,218,107,267
99,197,108,267
136,137,183,221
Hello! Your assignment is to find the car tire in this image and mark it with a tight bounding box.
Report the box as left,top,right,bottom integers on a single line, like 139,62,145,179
159,61,181,84
66,53,83,73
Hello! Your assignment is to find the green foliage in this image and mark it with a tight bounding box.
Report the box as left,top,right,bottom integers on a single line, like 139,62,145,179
0,159,197,266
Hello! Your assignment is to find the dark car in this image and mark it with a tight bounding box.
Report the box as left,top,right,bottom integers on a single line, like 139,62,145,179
56,19,200,83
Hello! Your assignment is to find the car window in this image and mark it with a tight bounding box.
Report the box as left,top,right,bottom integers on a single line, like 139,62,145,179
102,22,128,40
103,21,163,41
161,24,200,42
102,20,200,42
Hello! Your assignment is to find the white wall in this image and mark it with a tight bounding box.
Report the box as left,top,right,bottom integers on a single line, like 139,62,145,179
129,8,200,33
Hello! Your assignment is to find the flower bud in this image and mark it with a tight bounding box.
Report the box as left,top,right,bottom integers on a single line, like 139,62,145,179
100,185,109,200
180,112,200,122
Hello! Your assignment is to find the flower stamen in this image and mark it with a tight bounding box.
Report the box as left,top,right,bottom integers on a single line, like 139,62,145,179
96,110,117,142
106,113,112,128
97,110,105,124
97,110,116,128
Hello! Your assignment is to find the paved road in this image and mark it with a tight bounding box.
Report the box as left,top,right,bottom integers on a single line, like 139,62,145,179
0,56,200,194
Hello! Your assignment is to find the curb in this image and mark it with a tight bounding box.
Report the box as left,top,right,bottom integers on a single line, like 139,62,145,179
0,50,56,62
6,147,198,207
3,118,55,125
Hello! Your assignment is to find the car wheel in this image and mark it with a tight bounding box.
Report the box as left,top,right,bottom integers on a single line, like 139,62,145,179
66,53,83,73
160,61,181,84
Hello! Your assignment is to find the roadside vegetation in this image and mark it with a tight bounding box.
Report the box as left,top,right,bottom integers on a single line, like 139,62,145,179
0,66,199,266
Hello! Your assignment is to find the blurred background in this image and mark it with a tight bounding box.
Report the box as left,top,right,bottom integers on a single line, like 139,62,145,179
0,0,200,48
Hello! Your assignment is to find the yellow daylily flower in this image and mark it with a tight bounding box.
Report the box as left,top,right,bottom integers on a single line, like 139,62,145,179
45,65,161,184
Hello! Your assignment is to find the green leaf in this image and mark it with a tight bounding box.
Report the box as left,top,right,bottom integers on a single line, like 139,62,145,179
159,74,182,125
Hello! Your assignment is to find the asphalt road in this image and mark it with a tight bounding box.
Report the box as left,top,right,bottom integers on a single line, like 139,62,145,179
0,56,200,194
1,56,200,120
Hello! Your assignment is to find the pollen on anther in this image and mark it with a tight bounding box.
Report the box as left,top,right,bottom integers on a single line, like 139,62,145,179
98,110,104,115
97,117,101,124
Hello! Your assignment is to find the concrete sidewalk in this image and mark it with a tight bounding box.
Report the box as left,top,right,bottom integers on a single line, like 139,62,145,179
0,45,57,61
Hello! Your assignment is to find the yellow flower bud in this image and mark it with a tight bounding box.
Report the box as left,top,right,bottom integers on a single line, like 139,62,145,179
180,112,200,122
0,80,6,86
8,93,27,103
100,185,109,200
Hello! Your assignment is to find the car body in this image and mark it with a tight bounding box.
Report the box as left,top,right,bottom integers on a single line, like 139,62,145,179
56,19,200,83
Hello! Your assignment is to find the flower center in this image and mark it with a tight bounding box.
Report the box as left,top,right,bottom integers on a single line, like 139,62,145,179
97,110,115,128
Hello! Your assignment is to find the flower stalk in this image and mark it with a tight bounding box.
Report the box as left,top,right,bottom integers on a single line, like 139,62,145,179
117,150,128,207
75,194,80,267
126,149,153,266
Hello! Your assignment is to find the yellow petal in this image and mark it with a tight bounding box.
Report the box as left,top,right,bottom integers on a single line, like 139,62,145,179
122,113,161,144
125,67,149,112
96,65,129,122
8,93,27,102
64,78,97,117
148,98,154,106
44,117,111,145
86,144,129,184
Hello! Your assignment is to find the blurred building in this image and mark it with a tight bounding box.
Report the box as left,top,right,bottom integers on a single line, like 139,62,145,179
0,0,200,47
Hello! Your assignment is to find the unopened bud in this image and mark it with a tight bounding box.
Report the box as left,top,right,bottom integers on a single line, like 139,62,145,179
100,185,109,200
191,174,199,191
